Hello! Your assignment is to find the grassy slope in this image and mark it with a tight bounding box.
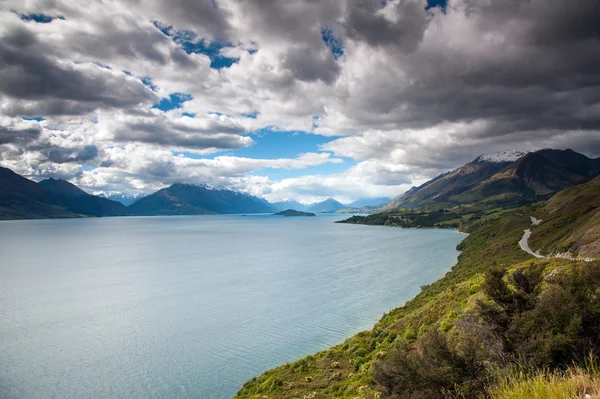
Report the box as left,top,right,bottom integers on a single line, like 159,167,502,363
235,177,600,399
234,209,535,399
529,175,600,257
491,365,600,399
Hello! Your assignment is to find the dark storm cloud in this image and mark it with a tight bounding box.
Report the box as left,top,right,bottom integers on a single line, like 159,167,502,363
231,0,344,83
283,45,340,84
0,25,158,116
344,0,428,52
130,0,231,40
341,0,600,144
0,123,41,144
44,145,99,164
111,111,252,150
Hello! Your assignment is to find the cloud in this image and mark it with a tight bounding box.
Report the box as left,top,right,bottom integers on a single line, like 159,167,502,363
71,145,343,195
106,109,253,152
0,0,599,201
0,117,42,144
344,0,428,52
0,17,158,116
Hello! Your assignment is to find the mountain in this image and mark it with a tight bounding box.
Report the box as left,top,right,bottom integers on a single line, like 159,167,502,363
386,149,600,210
386,154,514,209
272,200,308,211
38,177,127,217
535,148,600,177
101,193,145,206
39,178,90,197
236,169,600,399
306,198,346,213
127,183,276,215
456,151,589,204
0,167,127,219
347,197,391,208
0,167,77,219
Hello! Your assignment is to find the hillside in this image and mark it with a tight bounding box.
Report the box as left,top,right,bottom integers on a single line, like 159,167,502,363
0,167,280,219
39,178,90,197
348,197,391,208
385,154,516,210
234,179,600,399
0,167,128,219
0,167,78,219
307,198,346,213
127,183,275,215
39,178,128,217
528,175,600,258
456,152,589,205
386,149,600,210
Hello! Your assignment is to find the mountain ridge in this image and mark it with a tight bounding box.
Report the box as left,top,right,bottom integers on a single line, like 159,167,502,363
306,198,346,213
386,149,600,210
234,165,600,399
127,183,276,215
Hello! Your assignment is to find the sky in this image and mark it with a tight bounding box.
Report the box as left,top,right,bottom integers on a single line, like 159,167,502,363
0,0,599,204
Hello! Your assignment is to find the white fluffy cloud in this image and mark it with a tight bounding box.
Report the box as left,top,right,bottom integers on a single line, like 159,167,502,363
0,0,599,201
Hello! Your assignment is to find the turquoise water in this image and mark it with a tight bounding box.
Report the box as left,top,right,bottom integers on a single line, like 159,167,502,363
0,215,463,399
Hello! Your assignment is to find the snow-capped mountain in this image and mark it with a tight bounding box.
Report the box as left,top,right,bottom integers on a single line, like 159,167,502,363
475,150,529,163
100,193,146,206
385,149,600,210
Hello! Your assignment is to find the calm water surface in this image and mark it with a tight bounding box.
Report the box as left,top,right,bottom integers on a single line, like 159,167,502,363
0,215,463,399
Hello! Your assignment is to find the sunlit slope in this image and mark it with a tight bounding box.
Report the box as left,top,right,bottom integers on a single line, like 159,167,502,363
529,175,600,258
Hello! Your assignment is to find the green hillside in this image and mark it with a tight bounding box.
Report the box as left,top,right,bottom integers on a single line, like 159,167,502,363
529,175,600,258
234,180,600,399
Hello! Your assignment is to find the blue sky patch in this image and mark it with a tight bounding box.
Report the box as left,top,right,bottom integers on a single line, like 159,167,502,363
234,129,338,160
21,116,45,122
426,0,447,10
241,111,259,119
141,76,158,91
321,27,344,60
19,13,64,23
152,93,193,111
180,39,239,69
154,21,238,69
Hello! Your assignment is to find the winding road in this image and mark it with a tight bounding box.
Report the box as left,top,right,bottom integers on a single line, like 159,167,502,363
519,216,594,262
518,217,545,258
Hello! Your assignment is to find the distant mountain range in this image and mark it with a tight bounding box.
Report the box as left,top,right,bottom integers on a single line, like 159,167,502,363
3,148,596,220
385,149,600,210
272,197,390,213
127,183,275,215
272,200,308,212
0,168,275,219
0,166,388,220
100,193,146,206
306,198,346,213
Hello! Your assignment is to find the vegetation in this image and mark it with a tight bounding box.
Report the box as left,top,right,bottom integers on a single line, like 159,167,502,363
529,175,600,258
274,209,316,217
374,261,600,398
235,178,600,399
234,210,530,399
337,205,516,229
490,363,600,399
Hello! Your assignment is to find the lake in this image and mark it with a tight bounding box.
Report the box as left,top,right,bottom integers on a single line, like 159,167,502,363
0,215,464,399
